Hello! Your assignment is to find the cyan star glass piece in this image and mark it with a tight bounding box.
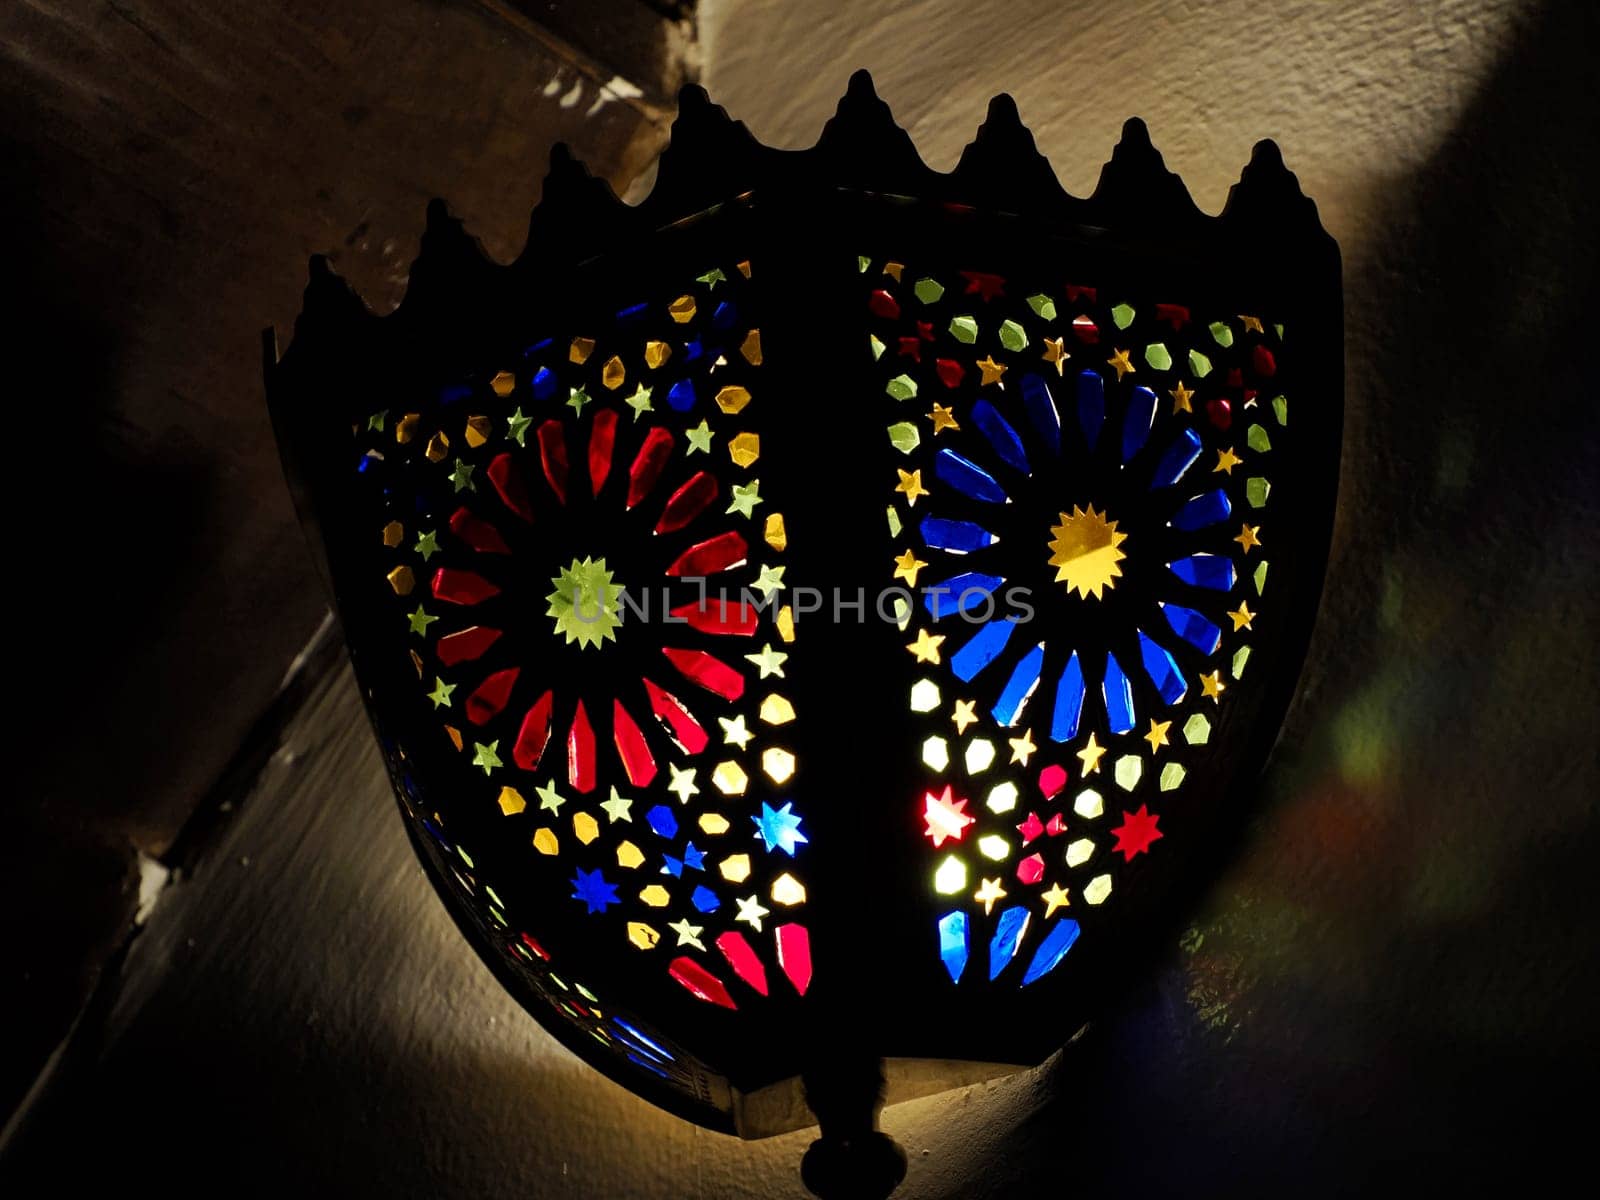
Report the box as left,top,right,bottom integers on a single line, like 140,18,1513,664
531,366,558,400
1076,369,1105,449
1020,373,1061,455
1138,630,1188,704
1103,651,1136,733
938,911,970,983
920,516,997,553
691,885,721,913
646,804,679,839
951,618,1019,682
988,905,1031,980
971,399,1030,475
1122,385,1157,462
571,867,620,914
1162,603,1222,654
992,641,1045,727
667,379,697,412
1168,553,1236,591
1021,918,1081,985
924,571,1005,619
1050,651,1085,743
1150,428,1203,489
935,448,1008,504
1171,488,1233,531
753,801,808,855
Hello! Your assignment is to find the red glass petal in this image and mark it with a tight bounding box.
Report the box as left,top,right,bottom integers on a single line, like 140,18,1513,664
536,419,569,504
431,568,501,606
568,699,596,794
465,666,519,726
715,931,769,996
589,407,618,497
668,956,737,1009
867,289,900,320
512,690,554,772
448,506,511,554
519,931,551,961
1253,344,1277,376
641,678,709,754
661,648,744,700
1064,284,1097,303
935,358,965,388
665,530,748,577
612,698,658,788
435,625,502,666
626,426,675,509
655,471,719,535
668,597,760,636
486,452,534,523
775,923,812,996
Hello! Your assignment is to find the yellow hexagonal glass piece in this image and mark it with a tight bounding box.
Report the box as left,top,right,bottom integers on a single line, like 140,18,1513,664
572,811,600,845
424,430,450,461
1114,754,1143,791
978,834,1010,861
762,746,796,784
740,329,762,364
776,605,796,644
496,786,526,816
922,735,950,771
569,336,596,362
615,840,645,869
601,355,626,390
770,873,807,906
698,813,730,836
764,512,787,551
667,295,696,324
626,922,659,950
464,414,492,448
386,565,415,595
639,884,671,908
986,781,1019,814
933,855,968,895
490,370,516,397
759,694,796,725
964,738,996,774
1065,838,1096,867
909,678,941,713
532,827,559,855
396,412,420,443
1083,874,1113,905
644,340,672,368
382,520,404,547
728,432,760,467
1074,788,1104,819
715,385,752,414
720,853,751,884
712,760,749,795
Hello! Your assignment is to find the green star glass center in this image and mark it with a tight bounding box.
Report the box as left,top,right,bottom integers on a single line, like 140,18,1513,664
546,556,624,650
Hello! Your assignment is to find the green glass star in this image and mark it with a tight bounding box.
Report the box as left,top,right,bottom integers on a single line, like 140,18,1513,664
696,267,727,289
625,384,654,421
367,409,388,432
600,786,634,823
407,605,438,637
507,407,533,446
751,563,785,600
685,420,713,455
668,918,705,950
545,556,624,649
744,643,788,679
727,479,762,519
567,386,591,415
666,764,699,803
414,529,439,561
471,740,502,775
536,780,566,813
427,677,455,708
448,460,476,492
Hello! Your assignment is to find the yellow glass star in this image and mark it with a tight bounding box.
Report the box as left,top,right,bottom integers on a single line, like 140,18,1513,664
666,764,698,802
1228,602,1256,631
1143,718,1171,751
1240,314,1264,333
952,699,979,734
1107,347,1135,380
1201,671,1226,701
744,643,788,678
974,877,1007,915
976,356,1007,385
1169,380,1195,413
1040,882,1070,918
1041,337,1068,374
719,713,755,750
907,628,946,664
1076,732,1106,775
751,564,785,599
896,468,929,505
1008,728,1037,766
929,403,960,434
1214,447,1242,474
893,549,928,586
1235,524,1261,553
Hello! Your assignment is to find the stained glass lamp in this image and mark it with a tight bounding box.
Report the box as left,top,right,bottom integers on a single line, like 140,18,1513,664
264,73,1340,1197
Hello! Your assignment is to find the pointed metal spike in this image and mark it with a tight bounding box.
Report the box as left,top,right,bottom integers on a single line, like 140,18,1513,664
1220,138,1326,236
1088,116,1203,229
816,69,929,187
954,91,1074,208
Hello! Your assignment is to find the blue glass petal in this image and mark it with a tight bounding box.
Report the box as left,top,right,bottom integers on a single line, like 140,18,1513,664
951,618,1018,682
1171,488,1233,531
1161,603,1222,655
521,337,553,359
613,1017,674,1062
1122,386,1157,462
646,805,679,839
625,1051,672,1080
666,379,697,412
440,383,472,406
1020,373,1061,455
712,300,738,329
972,399,1031,475
1150,428,1203,489
988,905,1032,980
1050,651,1085,743
921,516,997,553
1076,369,1105,449
1103,651,1136,733
1138,630,1189,704
938,911,969,983
992,642,1045,727
616,302,649,325
1021,918,1082,986
1168,553,1236,591
683,338,704,363
691,885,721,913
924,572,1004,619
935,448,1009,504
531,366,558,400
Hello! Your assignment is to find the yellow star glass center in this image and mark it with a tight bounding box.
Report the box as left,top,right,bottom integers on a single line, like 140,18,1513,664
546,556,624,649
1047,504,1128,600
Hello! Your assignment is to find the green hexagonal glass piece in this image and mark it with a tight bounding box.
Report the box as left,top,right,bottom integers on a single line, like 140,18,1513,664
1111,302,1135,329
1182,713,1211,745
1144,342,1172,371
888,422,921,454
886,373,918,401
949,315,979,344
1209,320,1234,347
1247,423,1272,453
998,319,1028,351
915,278,945,304
1159,762,1186,791
1027,293,1057,320
1246,476,1271,507
1188,348,1213,377
1114,754,1143,791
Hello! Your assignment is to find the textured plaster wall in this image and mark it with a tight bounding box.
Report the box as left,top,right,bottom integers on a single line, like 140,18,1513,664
7,1,1595,1196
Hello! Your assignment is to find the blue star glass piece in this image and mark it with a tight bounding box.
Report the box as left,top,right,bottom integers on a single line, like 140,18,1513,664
1050,650,1086,743
920,516,998,553
988,905,1031,980
951,617,1019,682
752,801,808,856
531,366,558,400
646,805,679,839
683,337,704,363
991,641,1045,728
1161,603,1222,655
1076,369,1105,449
1020,373,1061,455
1171,488,1233,531
935,448,1008,504
691,885,720,913
571,867,619,914
1138,630,1189,705
1150,427,1203,489
1168,553,1236,591
1122,385,1157,461
1103,651,1136,733
661,855,684,877
666,379,697,411
972,399,1031,475
682,842,706,872
923,572,1004,620
937,911,970,983
1021,918,1081,986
